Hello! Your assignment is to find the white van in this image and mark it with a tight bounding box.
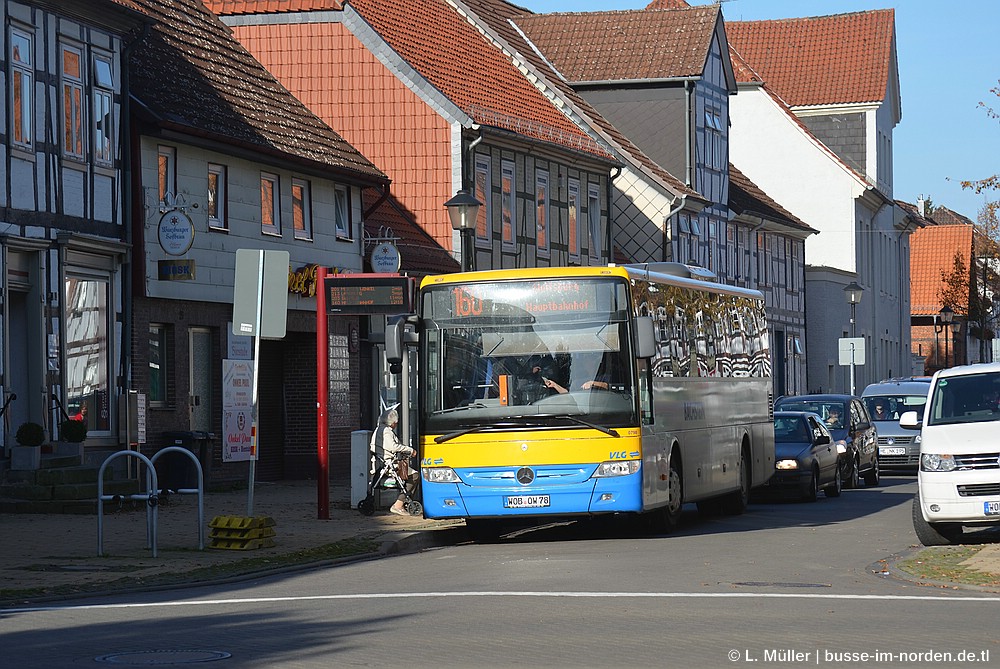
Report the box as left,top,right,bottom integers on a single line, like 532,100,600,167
901,362,1000,545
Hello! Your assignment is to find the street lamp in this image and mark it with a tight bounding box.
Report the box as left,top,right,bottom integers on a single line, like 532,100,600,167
444,188,482,273
934,305,954,370
843,281,864,395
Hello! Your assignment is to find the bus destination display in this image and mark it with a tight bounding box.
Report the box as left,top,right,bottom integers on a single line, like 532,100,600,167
324,275,414,315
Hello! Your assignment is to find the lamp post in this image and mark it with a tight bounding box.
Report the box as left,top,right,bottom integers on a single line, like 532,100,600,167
934,305,954,370
843,281,864,395
950,320,961,367
444,189,482,273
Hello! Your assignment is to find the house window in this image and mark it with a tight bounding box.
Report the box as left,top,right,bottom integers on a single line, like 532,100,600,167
64,275,111,434
207,163,227,230
261,172,280,235
61,44,85,159
334,184,351,239
588,182,601,261
568,178,580,262
501,160,515,251
158,146,175,206
535,169,550,259
10,27,33,149
93,54,114,165
475,155,491,247
292,178,312,240
705,108,724,170
149,324,170,406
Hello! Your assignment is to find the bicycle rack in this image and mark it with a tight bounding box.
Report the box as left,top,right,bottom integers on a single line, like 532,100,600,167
149,446,205,550
98,450,159,558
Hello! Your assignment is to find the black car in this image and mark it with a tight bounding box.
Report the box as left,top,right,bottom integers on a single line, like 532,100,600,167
768,411,842,501
772,394,880,489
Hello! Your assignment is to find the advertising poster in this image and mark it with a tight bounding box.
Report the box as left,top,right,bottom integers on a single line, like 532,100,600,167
222,359,255,462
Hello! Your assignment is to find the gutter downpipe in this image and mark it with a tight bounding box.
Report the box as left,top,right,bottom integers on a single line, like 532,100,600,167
662,195,687,262
461,128,484,272
120,22,149,401
685,80,694,187
607,165,622,264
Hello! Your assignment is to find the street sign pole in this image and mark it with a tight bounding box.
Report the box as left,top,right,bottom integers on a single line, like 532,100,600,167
849,343,856,396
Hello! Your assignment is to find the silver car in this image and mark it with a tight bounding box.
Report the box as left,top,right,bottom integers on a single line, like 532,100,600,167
861,378,931,472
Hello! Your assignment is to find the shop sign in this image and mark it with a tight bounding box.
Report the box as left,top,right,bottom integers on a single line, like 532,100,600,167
157,209,195,256
158,259,195,281
370,242,401,273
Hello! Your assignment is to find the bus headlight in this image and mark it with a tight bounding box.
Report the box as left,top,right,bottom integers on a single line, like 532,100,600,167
593,460,641,477
775,459,799,470
422,467,461,483
921,453,956,472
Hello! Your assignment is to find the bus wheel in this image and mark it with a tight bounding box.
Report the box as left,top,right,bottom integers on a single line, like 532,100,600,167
649,452,683,533
720,447,750,515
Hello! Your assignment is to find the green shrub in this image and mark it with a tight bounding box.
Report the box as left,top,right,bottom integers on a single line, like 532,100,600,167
15,422,46,447
59,419,88,443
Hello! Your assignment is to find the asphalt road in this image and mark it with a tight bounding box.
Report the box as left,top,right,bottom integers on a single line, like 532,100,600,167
4,476,999,669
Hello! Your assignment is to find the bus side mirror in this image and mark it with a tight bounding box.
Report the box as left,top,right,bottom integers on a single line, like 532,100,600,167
385,319,404,365
635,317,656,359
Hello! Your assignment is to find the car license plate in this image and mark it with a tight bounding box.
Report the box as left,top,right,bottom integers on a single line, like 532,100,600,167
880,447,906,455
985,501,1000,516
505,494,550,509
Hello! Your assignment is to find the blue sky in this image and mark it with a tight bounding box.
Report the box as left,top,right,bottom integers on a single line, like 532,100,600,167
520,0,1000,223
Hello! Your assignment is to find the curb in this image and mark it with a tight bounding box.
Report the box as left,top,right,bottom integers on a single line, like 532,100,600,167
871,547,1000,594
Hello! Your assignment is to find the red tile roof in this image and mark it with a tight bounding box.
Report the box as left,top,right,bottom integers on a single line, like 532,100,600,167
910,224,974,315
727,10,894,107
131,0,386,183
208,0,342,11
646,0,690,8
929,206,974,227
515,6,720,83
728,164,814,234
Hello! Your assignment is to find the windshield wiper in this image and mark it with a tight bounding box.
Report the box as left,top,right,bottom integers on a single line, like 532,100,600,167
434,413,619,443
430,403,487,416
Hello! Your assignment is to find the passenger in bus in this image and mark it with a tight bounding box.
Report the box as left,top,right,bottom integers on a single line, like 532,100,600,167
370,408,417,516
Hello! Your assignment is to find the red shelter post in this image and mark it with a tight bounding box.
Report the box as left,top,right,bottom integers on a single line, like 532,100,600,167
316,266,330,519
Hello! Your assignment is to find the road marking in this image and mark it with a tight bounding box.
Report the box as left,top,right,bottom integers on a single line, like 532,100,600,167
7,590,1000,614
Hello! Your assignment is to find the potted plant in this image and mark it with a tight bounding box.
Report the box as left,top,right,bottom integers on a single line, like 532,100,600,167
55,418,88,459
13,421,45,470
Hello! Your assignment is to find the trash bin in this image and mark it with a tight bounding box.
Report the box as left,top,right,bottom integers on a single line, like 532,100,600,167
159,431,215,490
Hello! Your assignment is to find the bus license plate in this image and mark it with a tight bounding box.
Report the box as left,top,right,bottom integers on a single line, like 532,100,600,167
880,447,906,455
985,501,1000,516
505,495,550,509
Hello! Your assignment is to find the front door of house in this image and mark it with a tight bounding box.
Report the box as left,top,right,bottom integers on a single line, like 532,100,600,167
189,328,213,433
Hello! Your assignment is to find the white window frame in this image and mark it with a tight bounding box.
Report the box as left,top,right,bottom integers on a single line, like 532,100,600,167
588,182,601,261
535,169,550,259
292,178,312,241
207,163,227,230
10,26,33,149
92,53,114,165
61,43,85,160
148,323,169,407
568,177,581,262
474,154,492,248
334,184,351,239
501,160,516,252
157,145,176,206
261,172,280,235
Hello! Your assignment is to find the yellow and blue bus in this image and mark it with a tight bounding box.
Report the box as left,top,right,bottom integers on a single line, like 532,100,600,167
395,263,774,536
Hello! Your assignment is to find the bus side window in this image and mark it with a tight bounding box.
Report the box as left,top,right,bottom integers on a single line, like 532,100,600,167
638,359,653,425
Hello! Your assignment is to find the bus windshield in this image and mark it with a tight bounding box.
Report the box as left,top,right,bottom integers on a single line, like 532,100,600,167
420,277,637,434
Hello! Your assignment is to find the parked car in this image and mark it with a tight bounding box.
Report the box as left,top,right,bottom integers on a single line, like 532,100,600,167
773,394,879,488
767,411,842,501
902,363,1000,545
862,378,931,472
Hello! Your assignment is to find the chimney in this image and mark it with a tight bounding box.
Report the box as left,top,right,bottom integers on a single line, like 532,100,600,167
916,197,926,218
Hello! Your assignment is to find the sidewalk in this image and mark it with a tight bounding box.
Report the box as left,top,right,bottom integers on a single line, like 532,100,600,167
0,480,464,605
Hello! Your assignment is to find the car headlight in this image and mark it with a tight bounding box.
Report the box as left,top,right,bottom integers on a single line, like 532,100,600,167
920,453,956,472
775,459,800,470
834,440,848,455
593,460,641,477
422,467,461,483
